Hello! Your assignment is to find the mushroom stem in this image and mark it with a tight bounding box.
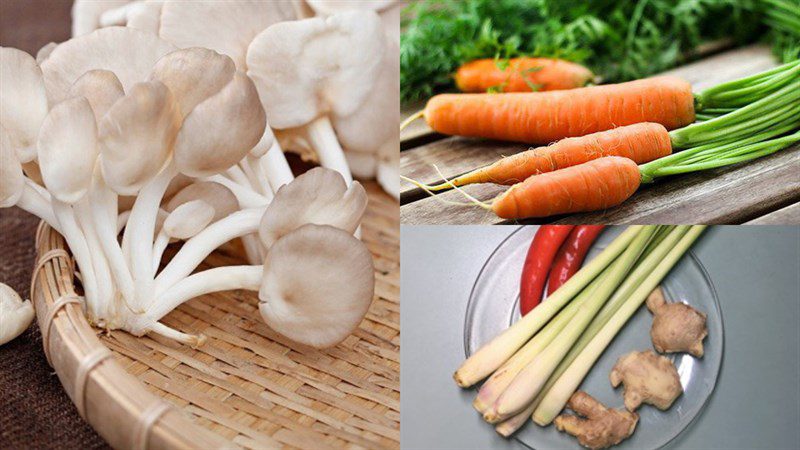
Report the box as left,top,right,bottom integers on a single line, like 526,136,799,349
306,116,353,185
263,141,294,192
116,210,130,234
154,207,264,297
125,162,177,311
240,156,270,197
152,230,170,275
225,165,251,187
151,265,261,321
16,179,61,234
205,174,271,208
75,199,116,323
89,174,136,311
52,200,99,317
241,234,265,266
148,321,205,347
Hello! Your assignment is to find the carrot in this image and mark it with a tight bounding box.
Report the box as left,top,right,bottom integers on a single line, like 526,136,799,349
455,57,594,93
422,123,671,190
491,157,640,219
404,76,695,144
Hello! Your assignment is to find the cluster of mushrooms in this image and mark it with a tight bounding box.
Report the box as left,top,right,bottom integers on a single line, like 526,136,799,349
70,0,401,198
0,0,400,349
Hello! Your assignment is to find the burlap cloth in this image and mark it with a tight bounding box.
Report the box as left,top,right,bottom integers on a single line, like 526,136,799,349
0,2,109,448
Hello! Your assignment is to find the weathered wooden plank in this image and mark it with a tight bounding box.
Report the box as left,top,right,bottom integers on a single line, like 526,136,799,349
745,202,800,224
400,144,800,225
401,44,791,223
401,102,434,143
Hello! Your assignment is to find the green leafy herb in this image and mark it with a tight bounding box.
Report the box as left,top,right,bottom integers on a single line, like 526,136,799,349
401,0,793,104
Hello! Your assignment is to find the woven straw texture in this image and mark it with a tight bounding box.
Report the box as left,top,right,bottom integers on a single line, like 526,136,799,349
31,182,399,450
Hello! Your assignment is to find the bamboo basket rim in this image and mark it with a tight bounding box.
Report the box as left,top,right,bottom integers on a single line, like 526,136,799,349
29,184,400,450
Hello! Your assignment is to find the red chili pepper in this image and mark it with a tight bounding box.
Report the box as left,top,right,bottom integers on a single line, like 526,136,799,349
546,225,605,296
520,225,574,315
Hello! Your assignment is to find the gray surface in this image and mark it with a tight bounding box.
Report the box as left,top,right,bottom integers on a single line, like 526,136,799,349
400,226,800,450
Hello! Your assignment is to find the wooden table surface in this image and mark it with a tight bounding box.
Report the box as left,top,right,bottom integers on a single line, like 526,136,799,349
400,45,800,225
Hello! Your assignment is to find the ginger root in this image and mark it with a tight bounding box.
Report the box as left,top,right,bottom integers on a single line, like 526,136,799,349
646,287,708,357
610,350,682,411
554,391,638,449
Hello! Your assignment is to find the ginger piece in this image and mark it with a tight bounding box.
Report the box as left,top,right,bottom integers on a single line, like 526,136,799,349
554,391,638,449
646,287,708,357
610,350,682,411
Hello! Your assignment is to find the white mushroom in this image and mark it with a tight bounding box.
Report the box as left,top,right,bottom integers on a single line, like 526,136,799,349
165,181,239,223
41,27,176,105
0,47,49,163
259,167,367,248
158,0,295,70
0,126,59,231
0,283,35,346
259,224,374,348
71,0,131,36
68,69,125,123
98,80,181,195
246,11,385,185
35,42,58,64
152,199,215,272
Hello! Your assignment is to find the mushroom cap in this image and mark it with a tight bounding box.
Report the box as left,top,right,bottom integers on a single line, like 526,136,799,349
0,282,35,346
37,97,99,204
127,0,164,33
159,0,295,70
259,167,367,248
246,10,385,129
149,47,236,119
259,224,374,348
165,181,239,223
162,199,214,239
71,0,132,36
173,71,266,177
305,0,398,15
0,47,49,163
42,27,176,105
99,80,181,195
332,39,398,155
0,126,25,208
68,69,125,123
36,42,58,64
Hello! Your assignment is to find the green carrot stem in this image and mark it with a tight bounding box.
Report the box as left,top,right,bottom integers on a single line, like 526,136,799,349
681,101,800,147
695,60,799,107
648,132,800,178
680,119,800,165
671,80,800,147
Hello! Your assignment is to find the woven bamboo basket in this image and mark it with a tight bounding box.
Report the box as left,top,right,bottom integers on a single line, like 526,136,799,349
30,182,400,450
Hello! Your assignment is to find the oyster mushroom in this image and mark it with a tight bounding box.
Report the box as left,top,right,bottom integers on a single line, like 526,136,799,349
259,167,367,249
259,224,374,348
0,47,49,163
246,10,386,186
0,283,35,346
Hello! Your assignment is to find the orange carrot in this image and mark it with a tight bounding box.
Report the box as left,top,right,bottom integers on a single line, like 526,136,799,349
417,76,695,144
424,123,671,190
455,57,594,93
491,156,640,219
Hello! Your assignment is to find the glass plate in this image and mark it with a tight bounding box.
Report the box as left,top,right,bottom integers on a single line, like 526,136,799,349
464,226,723,450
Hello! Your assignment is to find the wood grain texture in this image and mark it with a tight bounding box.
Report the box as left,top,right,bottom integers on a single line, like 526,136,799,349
745,202,800,224
401,44,799,224
33,182,400,450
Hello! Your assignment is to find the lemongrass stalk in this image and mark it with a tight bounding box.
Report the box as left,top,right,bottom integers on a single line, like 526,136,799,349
473,264,611,413
454,226,644,388
492,226,679,436
484,227,657,423
533,226,706,426
524,226,689,427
